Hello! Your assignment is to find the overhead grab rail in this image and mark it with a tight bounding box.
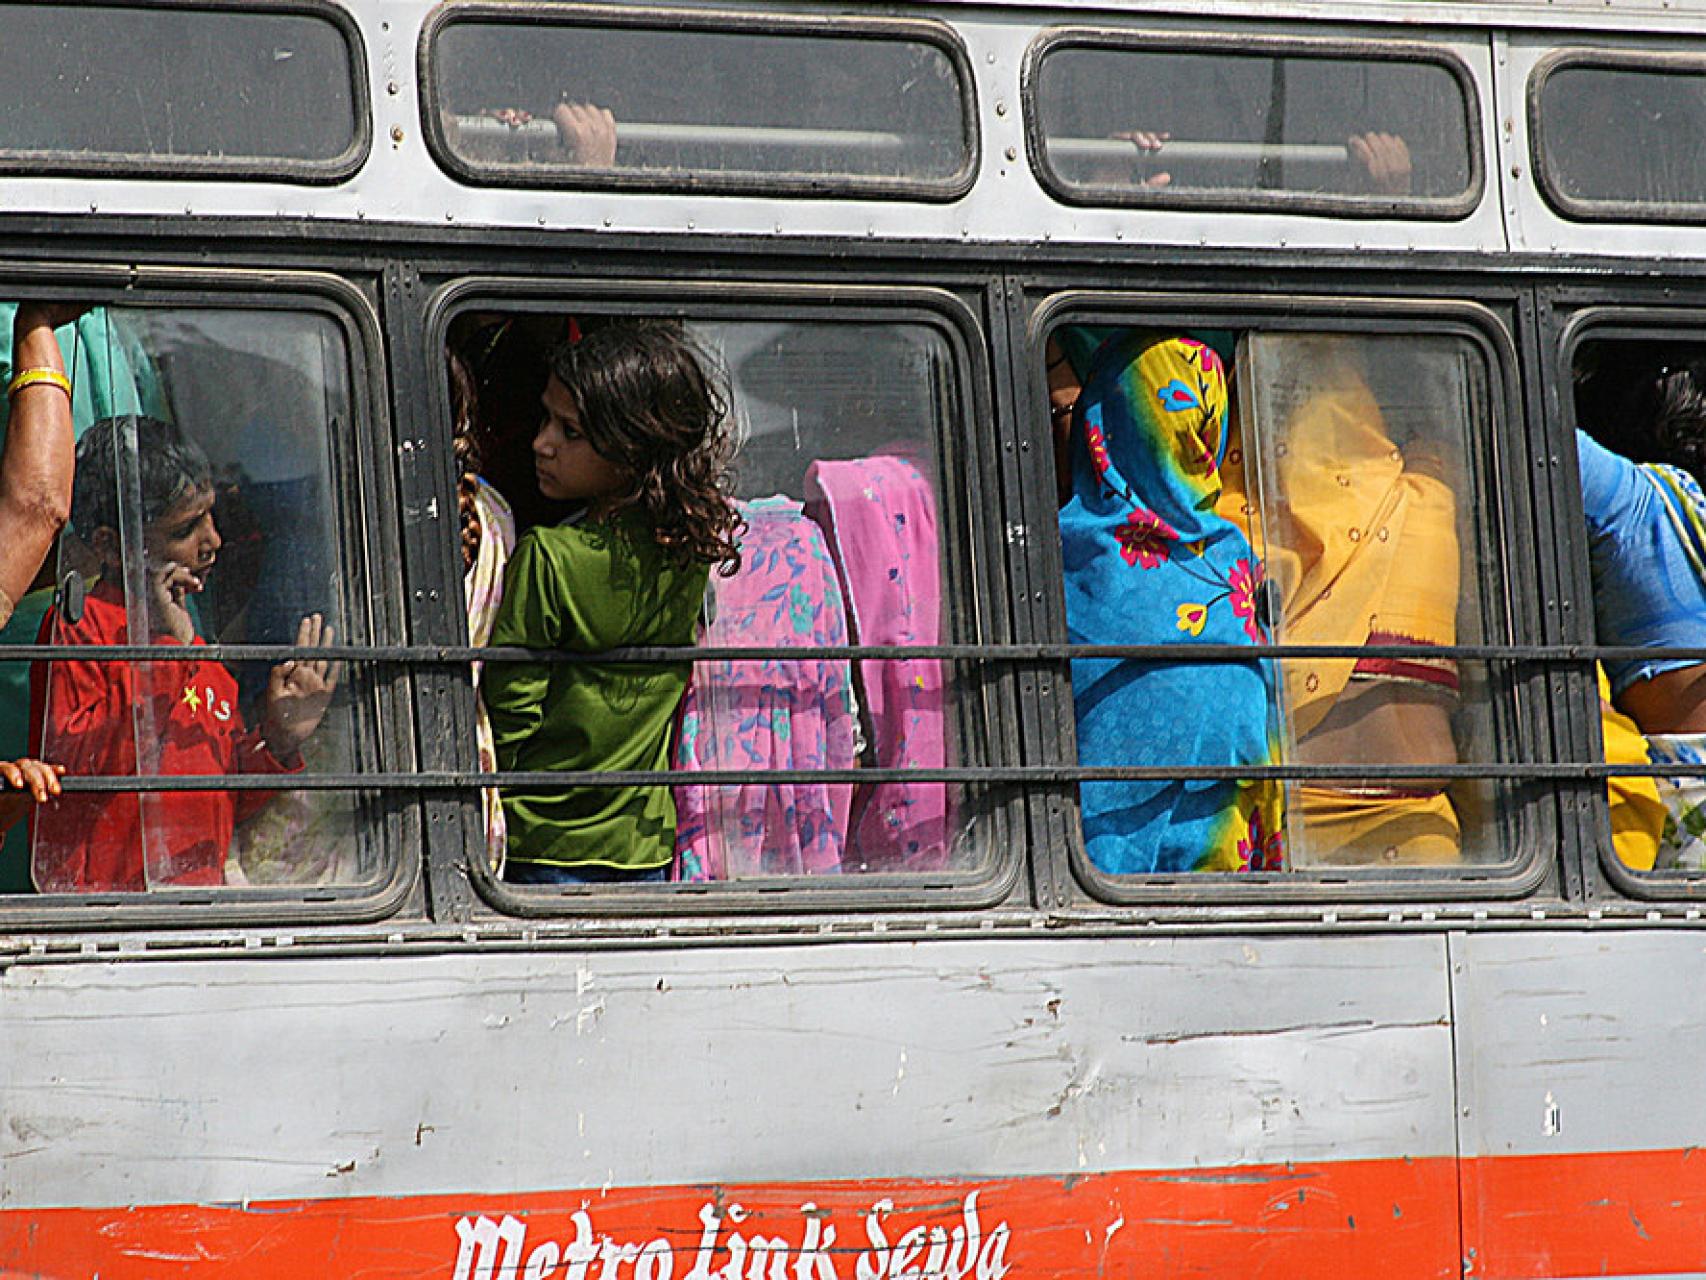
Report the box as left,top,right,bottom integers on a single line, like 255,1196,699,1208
451,114,914,155
1044,136,1351,169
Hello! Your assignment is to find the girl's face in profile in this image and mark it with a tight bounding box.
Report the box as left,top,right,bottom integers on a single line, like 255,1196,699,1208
535,375,627,507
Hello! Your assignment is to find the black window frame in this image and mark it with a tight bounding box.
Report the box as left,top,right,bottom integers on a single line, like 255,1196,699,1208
417,1,980,204
0,0,371,186
419,276,1024,918
1022,25,1485,222
1023,290,1553,907
1528,46,1706,226
0,268,417,931
1557,305,1706,903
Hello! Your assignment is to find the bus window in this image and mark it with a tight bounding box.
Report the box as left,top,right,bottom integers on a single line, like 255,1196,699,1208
1029,33,1479,214
19,306,388,895
1050,327,1516,876
0,3,365,180
1532,53,1706,221
1573,337,1706,876
423,10,974,198
447,312,988,888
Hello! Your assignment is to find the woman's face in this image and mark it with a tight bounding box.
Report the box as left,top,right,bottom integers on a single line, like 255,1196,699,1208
1046,338,1083,506
535,375,627,506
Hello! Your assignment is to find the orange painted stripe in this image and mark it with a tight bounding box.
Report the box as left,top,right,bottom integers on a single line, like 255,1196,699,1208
1465,1148,1706,1278
0,1159,1459,1279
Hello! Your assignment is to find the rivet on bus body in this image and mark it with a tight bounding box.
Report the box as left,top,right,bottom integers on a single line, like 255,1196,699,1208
687,220,696,230
1510,166,1522,180
391,126,404,144
995,101,1007,116
1005,146,1017,162
603,218,612,227
986,51,996,64
387,81,400,96
446,211,454,221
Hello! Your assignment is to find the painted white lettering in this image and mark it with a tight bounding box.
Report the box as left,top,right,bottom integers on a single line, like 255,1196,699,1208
888,1228,925,1279
685,1204,722,1280
599,1238,641,1280
454,1215,529,1280
524,1242,563,1280
563,1211,601,1280
744,1234,791,1280
946,1193,982,1280
636,1239,675,1280
921,1228,950,1280
974,1225,1010,1280
794,1215,838,1280
716,1231,747,1280
855,1201,894,1280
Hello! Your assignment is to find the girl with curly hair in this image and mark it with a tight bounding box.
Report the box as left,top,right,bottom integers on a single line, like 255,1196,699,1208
482,319,740,884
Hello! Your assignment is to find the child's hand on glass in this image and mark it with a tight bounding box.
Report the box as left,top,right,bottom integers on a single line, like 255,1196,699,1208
0,757,64,832
259,612,341,763
147,557,202,644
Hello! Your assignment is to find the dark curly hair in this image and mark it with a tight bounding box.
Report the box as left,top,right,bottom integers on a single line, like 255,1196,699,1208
1645,361,1706,494
547,319,741,573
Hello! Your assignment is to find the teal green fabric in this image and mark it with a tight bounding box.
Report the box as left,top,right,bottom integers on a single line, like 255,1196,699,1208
484,514,708,874
0,306,167,440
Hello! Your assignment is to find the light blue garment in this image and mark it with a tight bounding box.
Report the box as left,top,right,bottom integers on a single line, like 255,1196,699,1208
1058,330,1283,875
1578,428,1706,697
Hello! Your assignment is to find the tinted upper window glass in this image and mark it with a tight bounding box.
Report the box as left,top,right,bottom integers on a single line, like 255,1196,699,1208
1031,36,1478,212
0,4,363,178
426,10,973,197
1534,57,1706,220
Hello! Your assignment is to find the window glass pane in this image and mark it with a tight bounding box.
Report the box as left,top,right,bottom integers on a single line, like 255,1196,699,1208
1241,333,1509,868
1535,61,1706,216
1033,41,1475,207
17,306,384,893
448,313,987,886
0,5,360,172
1048,327,1512,875
1573,338,1706,875
429,18,970,192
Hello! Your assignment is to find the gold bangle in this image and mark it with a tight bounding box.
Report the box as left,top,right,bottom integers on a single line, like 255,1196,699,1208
7,367,71,400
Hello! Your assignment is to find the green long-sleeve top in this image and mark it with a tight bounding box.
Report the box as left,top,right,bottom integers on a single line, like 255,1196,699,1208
482,513,709,873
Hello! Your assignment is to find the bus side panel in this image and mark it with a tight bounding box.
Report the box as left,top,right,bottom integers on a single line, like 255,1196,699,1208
0,935,1458,1276
1454,930,1706,1279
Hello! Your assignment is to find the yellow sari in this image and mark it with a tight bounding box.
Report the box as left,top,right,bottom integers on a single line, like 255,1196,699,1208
1219,356,1462,864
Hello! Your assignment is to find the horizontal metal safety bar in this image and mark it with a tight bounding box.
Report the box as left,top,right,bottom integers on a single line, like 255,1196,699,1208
36,760,1706,794
454,115,912,153
1047,137,1349,167
0,642,1687,664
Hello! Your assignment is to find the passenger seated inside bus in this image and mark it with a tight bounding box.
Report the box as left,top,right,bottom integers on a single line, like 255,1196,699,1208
1573,350,1706,871
28,414,340,893
448,344,515,875
482,320,741,885
1050,328,1284,873
0,303,166,890
1050,328,1465,871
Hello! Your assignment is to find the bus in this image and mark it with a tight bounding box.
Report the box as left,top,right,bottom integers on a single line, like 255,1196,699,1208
1,0,1705,1276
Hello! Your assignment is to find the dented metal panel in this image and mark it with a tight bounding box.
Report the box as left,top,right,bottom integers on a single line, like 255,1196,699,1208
1453,929,1706,1278
0,934,1453,1206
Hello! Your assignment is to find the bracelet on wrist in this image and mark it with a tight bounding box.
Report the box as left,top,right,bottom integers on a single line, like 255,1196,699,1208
7,367,71,400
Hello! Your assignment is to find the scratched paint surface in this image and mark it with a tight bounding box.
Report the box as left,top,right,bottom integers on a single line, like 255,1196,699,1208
0,935,1454,1210
0,1163,1461,1278
1452,931,1706,1278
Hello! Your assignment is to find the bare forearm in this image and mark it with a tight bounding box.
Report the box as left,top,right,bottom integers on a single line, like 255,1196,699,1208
0,306,74,608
